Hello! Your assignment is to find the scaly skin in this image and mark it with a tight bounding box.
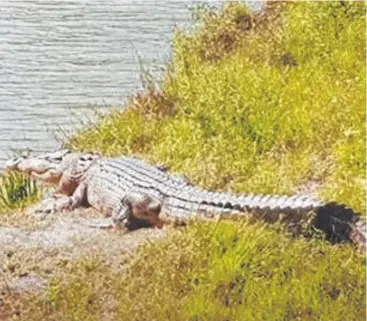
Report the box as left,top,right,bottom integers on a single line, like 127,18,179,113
5,150,366,247
6,150,164,230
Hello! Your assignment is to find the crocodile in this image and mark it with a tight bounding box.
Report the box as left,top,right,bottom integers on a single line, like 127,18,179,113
5,149,366,247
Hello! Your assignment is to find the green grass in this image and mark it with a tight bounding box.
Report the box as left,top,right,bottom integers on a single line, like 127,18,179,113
1,1,365,320
11,222,366,321
67,1,366,213
0,171,41,213
114,222,366,321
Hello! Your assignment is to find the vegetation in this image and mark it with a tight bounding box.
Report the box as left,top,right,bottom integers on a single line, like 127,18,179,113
68,1,366,214
6,222,366,321
0,171,41,213
0,1,365,320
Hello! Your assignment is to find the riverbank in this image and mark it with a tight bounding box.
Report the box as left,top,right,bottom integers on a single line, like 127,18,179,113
67,1,365,214
0,1,365,320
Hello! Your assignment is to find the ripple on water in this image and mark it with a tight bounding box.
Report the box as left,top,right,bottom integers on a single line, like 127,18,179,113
0,1,260,168
0,1,193,168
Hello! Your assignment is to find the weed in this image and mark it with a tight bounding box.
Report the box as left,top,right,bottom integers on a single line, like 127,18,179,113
0,171,41,213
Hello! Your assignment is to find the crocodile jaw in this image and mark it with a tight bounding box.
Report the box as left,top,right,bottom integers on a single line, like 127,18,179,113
6,157,58,174
5,149,71,184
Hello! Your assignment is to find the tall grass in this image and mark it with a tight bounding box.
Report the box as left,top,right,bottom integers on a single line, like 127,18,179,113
114,221,365,321
1,2,365,320
10,222,365,321
67,1,366,214
0,171,41,213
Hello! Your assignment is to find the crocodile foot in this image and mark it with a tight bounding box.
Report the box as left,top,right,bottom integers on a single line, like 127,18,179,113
83,218,122,230
84,214,162,231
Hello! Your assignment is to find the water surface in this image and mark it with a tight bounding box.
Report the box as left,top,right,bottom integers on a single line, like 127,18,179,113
0,1,260,167
0,1,195,166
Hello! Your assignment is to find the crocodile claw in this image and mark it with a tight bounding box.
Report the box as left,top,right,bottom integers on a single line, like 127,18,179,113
83,218,120,230
27,197,58,216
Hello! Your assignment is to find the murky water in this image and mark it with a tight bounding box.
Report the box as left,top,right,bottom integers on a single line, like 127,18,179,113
0,0,195,167
0,1,260,168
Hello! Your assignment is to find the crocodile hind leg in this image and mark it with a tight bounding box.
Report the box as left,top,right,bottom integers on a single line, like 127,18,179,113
122,191,163,230
85,191,164,230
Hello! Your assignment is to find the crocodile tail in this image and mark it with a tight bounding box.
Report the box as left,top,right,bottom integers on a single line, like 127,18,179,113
227,195,366,248
205,193,366,247
165,189,366,247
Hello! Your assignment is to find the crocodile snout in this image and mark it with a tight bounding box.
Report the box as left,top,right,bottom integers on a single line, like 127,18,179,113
5,157,25,170
5,156,58,174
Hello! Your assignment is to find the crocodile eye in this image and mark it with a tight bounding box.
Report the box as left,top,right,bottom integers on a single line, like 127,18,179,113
80,155,95,161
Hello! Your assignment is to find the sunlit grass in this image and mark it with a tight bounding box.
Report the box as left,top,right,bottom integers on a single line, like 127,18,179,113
67,1,365,213
113,221,365,321
1,2,365,320
8,221,365,321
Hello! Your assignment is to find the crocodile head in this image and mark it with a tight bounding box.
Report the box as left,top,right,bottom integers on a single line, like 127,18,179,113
6,149,70,173
5,149,98,185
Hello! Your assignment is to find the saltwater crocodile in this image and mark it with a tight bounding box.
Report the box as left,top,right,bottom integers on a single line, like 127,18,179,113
5,149,366,247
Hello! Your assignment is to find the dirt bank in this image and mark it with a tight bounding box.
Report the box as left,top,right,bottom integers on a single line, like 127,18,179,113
0,207,166,295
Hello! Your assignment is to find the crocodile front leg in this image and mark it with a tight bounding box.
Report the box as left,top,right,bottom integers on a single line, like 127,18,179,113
28,196,71,215
85,191,164,230
29,182,87,215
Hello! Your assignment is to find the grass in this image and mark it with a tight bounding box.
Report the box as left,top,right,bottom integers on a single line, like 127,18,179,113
67,1,365,213
4,221,365,321
0,171,41,213
0,1,365,320
111,222,365,321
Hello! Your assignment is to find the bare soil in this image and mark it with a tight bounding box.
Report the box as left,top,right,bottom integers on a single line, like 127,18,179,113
0,207,167,295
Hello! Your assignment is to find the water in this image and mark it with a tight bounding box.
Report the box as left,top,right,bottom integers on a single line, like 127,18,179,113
0,0,260,168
